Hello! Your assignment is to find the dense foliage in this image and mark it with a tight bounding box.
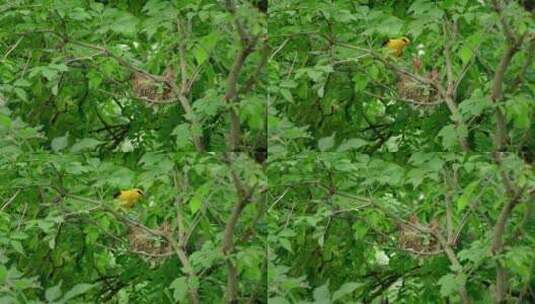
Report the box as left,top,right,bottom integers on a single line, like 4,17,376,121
269,0,534,154
1,0,534,303
268,152,535,303
1,0,267,152
1,0,266,303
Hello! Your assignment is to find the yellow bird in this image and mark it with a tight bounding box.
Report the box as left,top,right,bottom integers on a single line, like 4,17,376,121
114,188,144,209
383,37,411,57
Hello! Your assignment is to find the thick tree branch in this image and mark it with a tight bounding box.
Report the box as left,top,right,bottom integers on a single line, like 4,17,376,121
491,152,526,304
224,0,260,151
221,153,257,303
490,0,526,151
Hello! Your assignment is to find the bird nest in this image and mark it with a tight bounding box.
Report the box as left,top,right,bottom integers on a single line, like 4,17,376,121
127,221,173,261
131,68,175,103
398,215,441,256
396,70,441,108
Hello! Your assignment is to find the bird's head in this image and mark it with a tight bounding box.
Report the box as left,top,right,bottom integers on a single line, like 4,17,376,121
133,188,144,196
400,37,411,45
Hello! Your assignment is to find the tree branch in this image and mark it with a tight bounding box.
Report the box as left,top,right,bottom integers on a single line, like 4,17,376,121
221,153,257,303
490,0,526,151
224,0,260,151
491,152,526,303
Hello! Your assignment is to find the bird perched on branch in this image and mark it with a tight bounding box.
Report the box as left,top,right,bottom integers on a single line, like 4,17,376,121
383,37,411,57
114,188,144,209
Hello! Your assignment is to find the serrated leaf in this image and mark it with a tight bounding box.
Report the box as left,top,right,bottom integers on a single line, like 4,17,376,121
0,114,12,127
332,282,361,301
172,123,192,150
170,277,188,302
457,180,479,211
51,133,69,152
279,238,292,253
14,88,28,102
337,138,368,151
10,241,24,254
45,282,63,301
437,124,457,149
70,138,102,152
268,297,290,304
313,283,331,303
438,273,466,297
193,45,208,65
62,283,95,301
318,133,335,151
459,46,473,65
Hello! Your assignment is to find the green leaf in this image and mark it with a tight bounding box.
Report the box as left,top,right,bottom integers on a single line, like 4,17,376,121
14,88,28,102
70,138,102,152
376,16,403,36
459,90,492,119
337,138,368,152
268,297,290,304
88,70,102,90
332,282,361,301
318,133,336,151
457,180,479,211
45,282,63,301
69,7,92,21
353,74,369,92
41,68,58,81
10,240,24,254
199,32,219,52
62,283,96,301
0,265,7,282
189,193,202,215
506,95,533,129
406,168,427,187
193,45,208,65
13,79,31,87
190,183,210,214
352,221,369,240
51,83,59,96
438,273,466,297
106,10,139,36
170,277,188,302
0,114,12,127
279,88,294,103
437,124,457,149
458,240,489,263
172,123,193,150
107,167,134,188
313,283,331,303
505,246,533,280
279,238,293,253
459,46,473,65
51,133,69,152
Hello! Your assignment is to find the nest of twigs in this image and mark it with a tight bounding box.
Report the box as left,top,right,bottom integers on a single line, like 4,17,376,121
127,221,173,261
398,215,441,256
397,70,441,108
131,68,175,103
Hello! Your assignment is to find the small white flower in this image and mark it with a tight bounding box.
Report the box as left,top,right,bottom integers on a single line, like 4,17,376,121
375,249,390,266
120,139,134,152
418,49,426,56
